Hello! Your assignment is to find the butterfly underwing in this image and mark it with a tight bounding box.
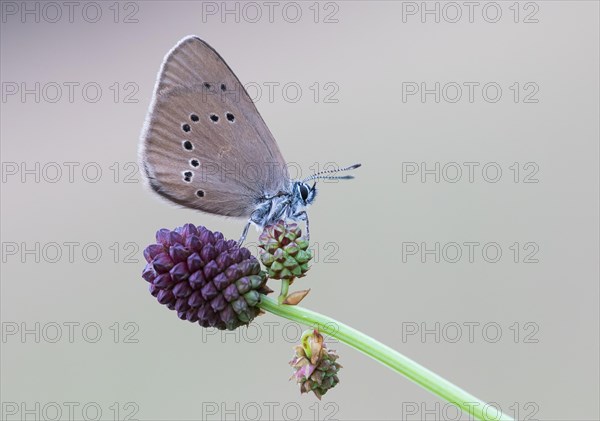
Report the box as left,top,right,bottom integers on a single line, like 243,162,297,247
140,36,360,242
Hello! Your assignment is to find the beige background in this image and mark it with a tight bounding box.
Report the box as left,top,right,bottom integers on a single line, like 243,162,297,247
1,1,598,420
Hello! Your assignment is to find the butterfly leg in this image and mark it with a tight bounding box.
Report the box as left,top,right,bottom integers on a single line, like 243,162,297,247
238,220,252,246
304,214,310,242
293,211,310,242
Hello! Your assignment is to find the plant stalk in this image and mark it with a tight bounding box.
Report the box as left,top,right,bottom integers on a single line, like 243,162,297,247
278,279,290,304
259,295,512,421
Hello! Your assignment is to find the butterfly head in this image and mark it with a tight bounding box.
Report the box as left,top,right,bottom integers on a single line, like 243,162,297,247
294,181,317,206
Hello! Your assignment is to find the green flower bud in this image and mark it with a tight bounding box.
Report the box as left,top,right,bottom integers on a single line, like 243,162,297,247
258,220,312,281
289,330,342,399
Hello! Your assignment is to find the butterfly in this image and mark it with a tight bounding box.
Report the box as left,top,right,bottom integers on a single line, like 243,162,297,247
140,36,360,243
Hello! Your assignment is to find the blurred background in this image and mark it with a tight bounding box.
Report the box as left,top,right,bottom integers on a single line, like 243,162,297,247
1,1,598,420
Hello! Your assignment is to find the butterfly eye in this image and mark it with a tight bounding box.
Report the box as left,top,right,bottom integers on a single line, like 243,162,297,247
299,184,309,201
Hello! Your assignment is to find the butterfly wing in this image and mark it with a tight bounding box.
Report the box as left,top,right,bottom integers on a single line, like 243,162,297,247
140,36,289,217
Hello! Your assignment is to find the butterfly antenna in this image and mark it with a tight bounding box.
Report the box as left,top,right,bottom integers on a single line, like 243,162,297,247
302,163,361,182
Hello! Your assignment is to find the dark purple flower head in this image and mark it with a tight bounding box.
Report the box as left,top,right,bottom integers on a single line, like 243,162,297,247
142,224,271,330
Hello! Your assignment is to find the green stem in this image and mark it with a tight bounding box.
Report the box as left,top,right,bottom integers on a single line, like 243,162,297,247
278,279,290,304
259,295,512,421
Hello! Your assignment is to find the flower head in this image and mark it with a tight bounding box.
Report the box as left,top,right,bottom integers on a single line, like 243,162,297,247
142,223,271,330
258,220,312,281
290,329,342,399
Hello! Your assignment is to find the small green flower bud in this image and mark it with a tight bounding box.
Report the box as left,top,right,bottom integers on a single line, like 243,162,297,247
289,330,342,399
258,220,312,281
